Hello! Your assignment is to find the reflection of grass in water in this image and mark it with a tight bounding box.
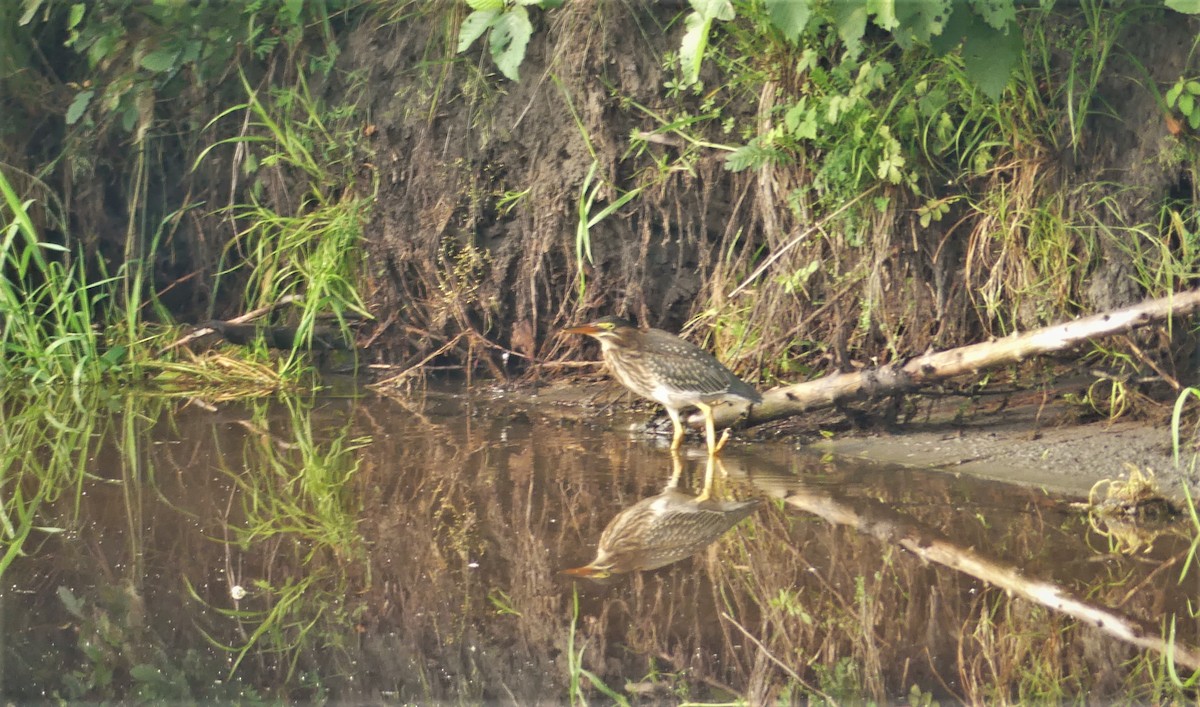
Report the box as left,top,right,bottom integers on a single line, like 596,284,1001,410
193,396,370,684
186,569,358,684
143,350,289,402
0,389,103,578
226,397,369,561
566,588,629,707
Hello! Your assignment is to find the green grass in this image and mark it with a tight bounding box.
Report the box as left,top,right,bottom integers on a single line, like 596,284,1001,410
198,69,372,381
0,388,105,577
0,167,110,385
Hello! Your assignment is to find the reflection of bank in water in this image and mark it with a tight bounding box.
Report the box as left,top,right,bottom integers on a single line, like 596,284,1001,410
563,454,762,579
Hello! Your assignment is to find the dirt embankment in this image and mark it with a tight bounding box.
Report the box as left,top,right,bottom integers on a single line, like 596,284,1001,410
342,6,1200,502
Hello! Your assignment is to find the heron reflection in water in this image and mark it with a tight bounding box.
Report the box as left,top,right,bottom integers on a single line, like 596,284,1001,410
563,454,762,579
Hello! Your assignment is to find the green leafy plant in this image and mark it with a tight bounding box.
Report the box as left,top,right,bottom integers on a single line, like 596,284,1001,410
1166,77,1200,131
456,0,562,82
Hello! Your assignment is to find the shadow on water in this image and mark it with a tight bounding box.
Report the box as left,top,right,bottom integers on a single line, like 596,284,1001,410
2,382,1199,703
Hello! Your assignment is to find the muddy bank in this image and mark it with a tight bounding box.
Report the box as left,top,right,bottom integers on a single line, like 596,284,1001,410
809,385,1187,499
532,374,1192,501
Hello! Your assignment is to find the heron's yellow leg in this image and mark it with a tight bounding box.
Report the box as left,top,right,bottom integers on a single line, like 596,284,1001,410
696,402,719,456
697,454,728,502
697,454,715,501
667,407,685,450
667,449,684,488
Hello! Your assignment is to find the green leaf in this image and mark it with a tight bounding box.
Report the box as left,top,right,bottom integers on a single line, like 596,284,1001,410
1187,80,1200,95
970,0,1017,31
961,20,1020,101
725,140,790,172
467,0,503,9
1189,109,1200,130
57,585,84,619
283,0,304,23
19,0,46,26
140,47,179,73
65,89,93,125
1181,92,1195,116
689,0,734,21
490,6,532,81
129,664,164,683
457,9,498,53
67,3,86,30
892,0,952,49
867,0,899,31
1166,0,1200,13
1167,82,1183,108
832,2,869,58
764,0,811,43
679,11,710,85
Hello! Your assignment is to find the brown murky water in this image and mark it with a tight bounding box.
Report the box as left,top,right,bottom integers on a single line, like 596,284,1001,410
2,382,1197,703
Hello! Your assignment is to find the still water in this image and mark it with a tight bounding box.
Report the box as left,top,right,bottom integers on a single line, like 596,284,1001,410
1,383,1196,703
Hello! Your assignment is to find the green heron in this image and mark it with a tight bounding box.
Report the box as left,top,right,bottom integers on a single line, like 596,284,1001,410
563,456,762,578
563,315,761,455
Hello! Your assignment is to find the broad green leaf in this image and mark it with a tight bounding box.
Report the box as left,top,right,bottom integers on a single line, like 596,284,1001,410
961,20,1020,100
1189,109,1200,130
468,0,503,9
490,6,532,81
65,89,93,125
689,0,734,21
1181,92,1195,116
1187,80,1200,95
867,0,899,31
140,47,179,73
457,9,498,53
679,11,710,85
832,2,869,58
970,0,1016,31
892,0,952,49
1166,0,1200,13
764,0,811,43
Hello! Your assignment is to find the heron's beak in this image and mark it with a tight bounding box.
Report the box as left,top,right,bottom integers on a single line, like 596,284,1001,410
561,323,601,336
560,563,611,579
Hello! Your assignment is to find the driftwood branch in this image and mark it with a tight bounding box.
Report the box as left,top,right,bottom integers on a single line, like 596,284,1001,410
783,487,1200,672
698,289,1200,431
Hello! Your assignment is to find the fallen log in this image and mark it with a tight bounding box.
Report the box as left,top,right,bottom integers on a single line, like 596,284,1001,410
697,288,1200,431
